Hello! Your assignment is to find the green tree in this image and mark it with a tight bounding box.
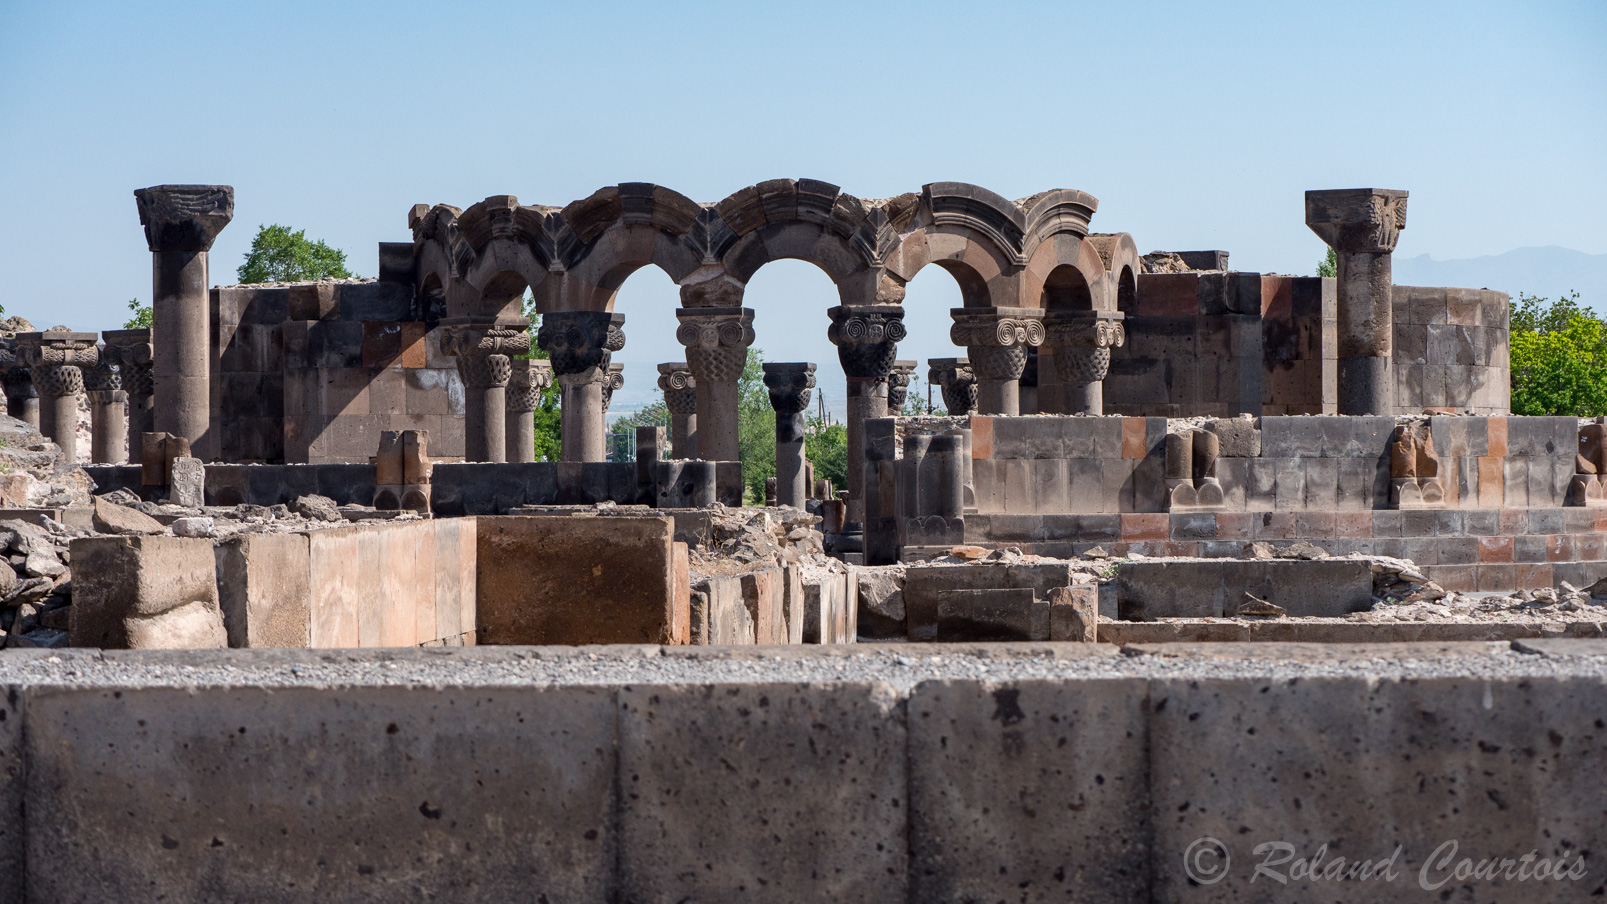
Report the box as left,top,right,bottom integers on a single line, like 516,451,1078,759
124,298,152,329
804,417,848,491
236,224,355,284
520,293,562,462
1317,246,1338,278
737,348,775,504
1509,292,1607,416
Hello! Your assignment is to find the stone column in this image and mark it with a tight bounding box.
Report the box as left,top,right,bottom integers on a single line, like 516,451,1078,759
928,358,978,416
1,366,37,428
886,360,917,415
102,329,154,438
1305,188,1408,415
17,328,99,462
442,321,529,463
1045,311,1127,415
84,355,129,463
950,308,1044,416
762,362,816,508
537,311,624,463
505,358,552,463
828,305,906,528
676,307,754,463
657,363,698,459
133,185,233,456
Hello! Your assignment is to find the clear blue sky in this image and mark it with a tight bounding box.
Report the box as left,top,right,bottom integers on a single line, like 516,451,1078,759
2,0,1603,415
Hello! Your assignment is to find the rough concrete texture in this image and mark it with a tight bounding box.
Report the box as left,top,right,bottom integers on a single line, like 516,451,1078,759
23,683,616,903
0,679,19,904
477,515,684,645
67,535,225,649
1150,674,1607,902
618,682,907,902
908,678,1150,903
2,643,1606,901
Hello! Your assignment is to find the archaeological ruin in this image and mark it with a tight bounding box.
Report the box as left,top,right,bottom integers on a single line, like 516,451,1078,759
1,179,1603,902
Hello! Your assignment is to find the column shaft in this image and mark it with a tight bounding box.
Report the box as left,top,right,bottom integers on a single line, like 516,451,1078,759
695,380,740,462
151,250,212,451
90,392,128,463
1336,251,1394,415
560,377,607,462
844,379,887,527
671,414,697,459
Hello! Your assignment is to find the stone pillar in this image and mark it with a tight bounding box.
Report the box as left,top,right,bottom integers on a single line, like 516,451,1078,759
928,358,978,416
1018,349,1041,415
102,329,154,438
886,360,917,415
1305,188,1408,415
657,363,698,459
676,307,754,463
84,355,128,463
762,362,815,508
827,305,906,528
443,321,529,463
17,328,99,462
1,366,37,428
537,311,624,463
504,358,552,463
1045,311,1127,415
950,308,1044,416
133,185,233,456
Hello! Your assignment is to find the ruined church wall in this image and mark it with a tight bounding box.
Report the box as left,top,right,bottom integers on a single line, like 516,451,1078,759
1391,285,1510,415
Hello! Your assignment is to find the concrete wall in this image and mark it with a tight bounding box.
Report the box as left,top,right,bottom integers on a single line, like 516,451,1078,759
2,642,1603,902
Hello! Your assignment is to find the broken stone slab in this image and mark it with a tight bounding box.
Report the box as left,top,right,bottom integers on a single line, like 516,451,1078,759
90,495,165,535
292,494,342,522
1047,585,1097,641
171,516,214,538
68,535,225,649
167,456,205,508
855,566,906,639
1116,558,1374,620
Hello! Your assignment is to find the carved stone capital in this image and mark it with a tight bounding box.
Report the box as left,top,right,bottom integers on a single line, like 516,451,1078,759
83,358,121,393
134,184,235,253
535,311,623,376
762,362,817,415
600,363,625,413
30,364,83,398
827,304,906,380
441,321,531,360
17,328,100,370
927,357,977,415
456,354,513,390
676,307,754,384
506,358,552,414
1305,188,1409,255
1044,311,1126,384
886,360,917,412
657,363,698,416
1,367,35,401
949,307,1046,350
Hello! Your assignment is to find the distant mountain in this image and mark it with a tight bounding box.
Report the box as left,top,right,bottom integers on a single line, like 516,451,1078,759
1392,246,1607,307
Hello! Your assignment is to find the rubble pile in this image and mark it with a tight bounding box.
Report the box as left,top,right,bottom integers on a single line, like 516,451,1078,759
689,505,828,578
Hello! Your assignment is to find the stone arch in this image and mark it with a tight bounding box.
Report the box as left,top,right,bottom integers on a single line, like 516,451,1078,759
705,178,896,308
453,196,551,322
884,183,1036,310
1084,233,1141,312
1022,235,1110,313
536,183,708,313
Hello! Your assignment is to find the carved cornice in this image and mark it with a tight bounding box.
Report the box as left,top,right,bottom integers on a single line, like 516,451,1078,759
949,307,1046,350
16,328,100,369
134,185,234,253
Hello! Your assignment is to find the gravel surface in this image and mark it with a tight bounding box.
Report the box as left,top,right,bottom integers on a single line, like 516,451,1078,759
4,640,1606,690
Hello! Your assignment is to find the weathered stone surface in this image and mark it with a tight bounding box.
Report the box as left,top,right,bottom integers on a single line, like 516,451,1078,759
903,562,1072,642
169,456,205,507
618,682,906,902
24,684,616,902
170,516,213,537
292,493,341,522
1048,585,1098,641
90,493,163,535
1150,675,1606,902
477,515,684,644
855,565,905,639
215,533,311,648
0,676,18,904
68,535,225,649
908,679,1149,903
1117,559,1373,619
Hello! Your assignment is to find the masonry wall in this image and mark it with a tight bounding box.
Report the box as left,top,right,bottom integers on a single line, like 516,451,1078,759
1104,271,1263,417
1260,274,1337,414
211,277,465,465
1392,285,1511,414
